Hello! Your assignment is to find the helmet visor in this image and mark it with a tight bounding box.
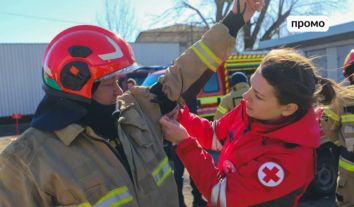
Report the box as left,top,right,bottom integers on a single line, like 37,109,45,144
94,63,140,82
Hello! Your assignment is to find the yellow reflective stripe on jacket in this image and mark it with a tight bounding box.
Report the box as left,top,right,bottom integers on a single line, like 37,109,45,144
74,186,133,207
152,157,172,186
217,105,227,115
339,157,354,172
192,41,221,71
334,140,339,145
75,202,91,207
323,108,339,121
341,114,354,123
200,113,216,118
198,96,224,105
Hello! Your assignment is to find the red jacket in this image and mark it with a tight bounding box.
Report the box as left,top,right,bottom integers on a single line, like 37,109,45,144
176,100,320,207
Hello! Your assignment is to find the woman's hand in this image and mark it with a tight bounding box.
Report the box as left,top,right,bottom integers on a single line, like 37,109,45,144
159,116,190,145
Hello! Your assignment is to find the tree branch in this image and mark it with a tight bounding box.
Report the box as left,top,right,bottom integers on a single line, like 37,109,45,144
261,9,291,41
183,2,210,29
250,0,270,45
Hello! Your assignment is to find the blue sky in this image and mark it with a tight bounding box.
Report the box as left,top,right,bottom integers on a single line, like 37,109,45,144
1,0,354,43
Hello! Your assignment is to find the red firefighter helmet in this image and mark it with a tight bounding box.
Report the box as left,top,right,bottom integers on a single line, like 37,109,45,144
42,25,139,103
344,49,354,85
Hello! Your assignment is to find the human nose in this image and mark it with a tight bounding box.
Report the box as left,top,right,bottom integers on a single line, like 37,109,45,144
242,88,252,101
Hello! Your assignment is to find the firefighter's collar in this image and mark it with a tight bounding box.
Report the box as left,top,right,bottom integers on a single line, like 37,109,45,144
234,82,249,91
54,124,85,146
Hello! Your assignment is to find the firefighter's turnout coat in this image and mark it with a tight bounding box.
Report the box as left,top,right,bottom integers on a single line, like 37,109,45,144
321,93,354,206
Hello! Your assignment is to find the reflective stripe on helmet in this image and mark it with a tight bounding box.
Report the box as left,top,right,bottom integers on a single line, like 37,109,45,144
98,36,124,60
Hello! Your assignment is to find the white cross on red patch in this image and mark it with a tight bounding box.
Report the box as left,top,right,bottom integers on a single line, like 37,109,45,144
258,162,284,187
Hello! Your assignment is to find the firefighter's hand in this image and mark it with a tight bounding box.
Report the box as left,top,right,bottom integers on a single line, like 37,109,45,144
160,116,190,145
232,0,265,22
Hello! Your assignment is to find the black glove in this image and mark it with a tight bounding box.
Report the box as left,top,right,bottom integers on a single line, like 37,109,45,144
221,0,247,38
150,82,177,115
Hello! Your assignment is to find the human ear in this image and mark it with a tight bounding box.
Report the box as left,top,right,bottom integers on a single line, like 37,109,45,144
281,103,298,116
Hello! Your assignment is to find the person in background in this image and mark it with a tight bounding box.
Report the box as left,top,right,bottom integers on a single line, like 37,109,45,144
172,97,207,207
0,0,262,206
127,78,137,90
160,47,354,206
321,49,354,207
214,72,250,120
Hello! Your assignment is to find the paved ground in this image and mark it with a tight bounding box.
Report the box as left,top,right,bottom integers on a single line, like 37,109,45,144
0,131,337,207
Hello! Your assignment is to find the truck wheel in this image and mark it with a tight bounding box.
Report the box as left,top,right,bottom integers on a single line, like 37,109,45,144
307,155,338,197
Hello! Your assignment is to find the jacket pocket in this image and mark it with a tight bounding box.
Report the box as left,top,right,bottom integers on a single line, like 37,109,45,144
119,110,160,170
336,171,354,204
85,184,108,205
130,129,154,148
54,189,78,206
72,160,109,205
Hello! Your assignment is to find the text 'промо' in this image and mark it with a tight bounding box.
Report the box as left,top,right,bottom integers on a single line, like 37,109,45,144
287,16,329,32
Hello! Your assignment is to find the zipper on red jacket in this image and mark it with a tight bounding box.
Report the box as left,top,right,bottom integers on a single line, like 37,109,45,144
83,132,134,182
242,123,252,135
262,136,269,146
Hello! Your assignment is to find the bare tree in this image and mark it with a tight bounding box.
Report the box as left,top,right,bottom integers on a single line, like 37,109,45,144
96,0,139,42
151,0,347,50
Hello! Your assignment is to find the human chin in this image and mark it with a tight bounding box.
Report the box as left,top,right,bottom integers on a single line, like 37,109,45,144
245,106,254,117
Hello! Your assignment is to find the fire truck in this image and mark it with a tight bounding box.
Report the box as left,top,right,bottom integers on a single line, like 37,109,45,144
196,51,268,120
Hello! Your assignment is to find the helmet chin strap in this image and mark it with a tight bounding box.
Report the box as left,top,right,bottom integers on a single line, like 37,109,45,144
91,81,101,95
350,77,354,85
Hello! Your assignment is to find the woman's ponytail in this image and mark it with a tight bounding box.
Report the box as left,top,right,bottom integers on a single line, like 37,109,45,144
315,76,337,106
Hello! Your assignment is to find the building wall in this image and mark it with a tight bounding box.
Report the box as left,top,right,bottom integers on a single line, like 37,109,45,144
301,39,354,84
0,43,179,118
131,43,179,66
0,44,46,118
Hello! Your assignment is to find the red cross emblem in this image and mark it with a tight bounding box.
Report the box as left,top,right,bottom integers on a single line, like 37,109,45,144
258,162,284,187
223,160,237,175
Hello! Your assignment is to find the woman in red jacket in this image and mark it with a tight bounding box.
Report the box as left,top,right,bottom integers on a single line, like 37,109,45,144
160,48,354,207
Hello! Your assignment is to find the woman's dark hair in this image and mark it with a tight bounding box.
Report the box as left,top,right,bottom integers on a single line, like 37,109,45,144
260,48,349,111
